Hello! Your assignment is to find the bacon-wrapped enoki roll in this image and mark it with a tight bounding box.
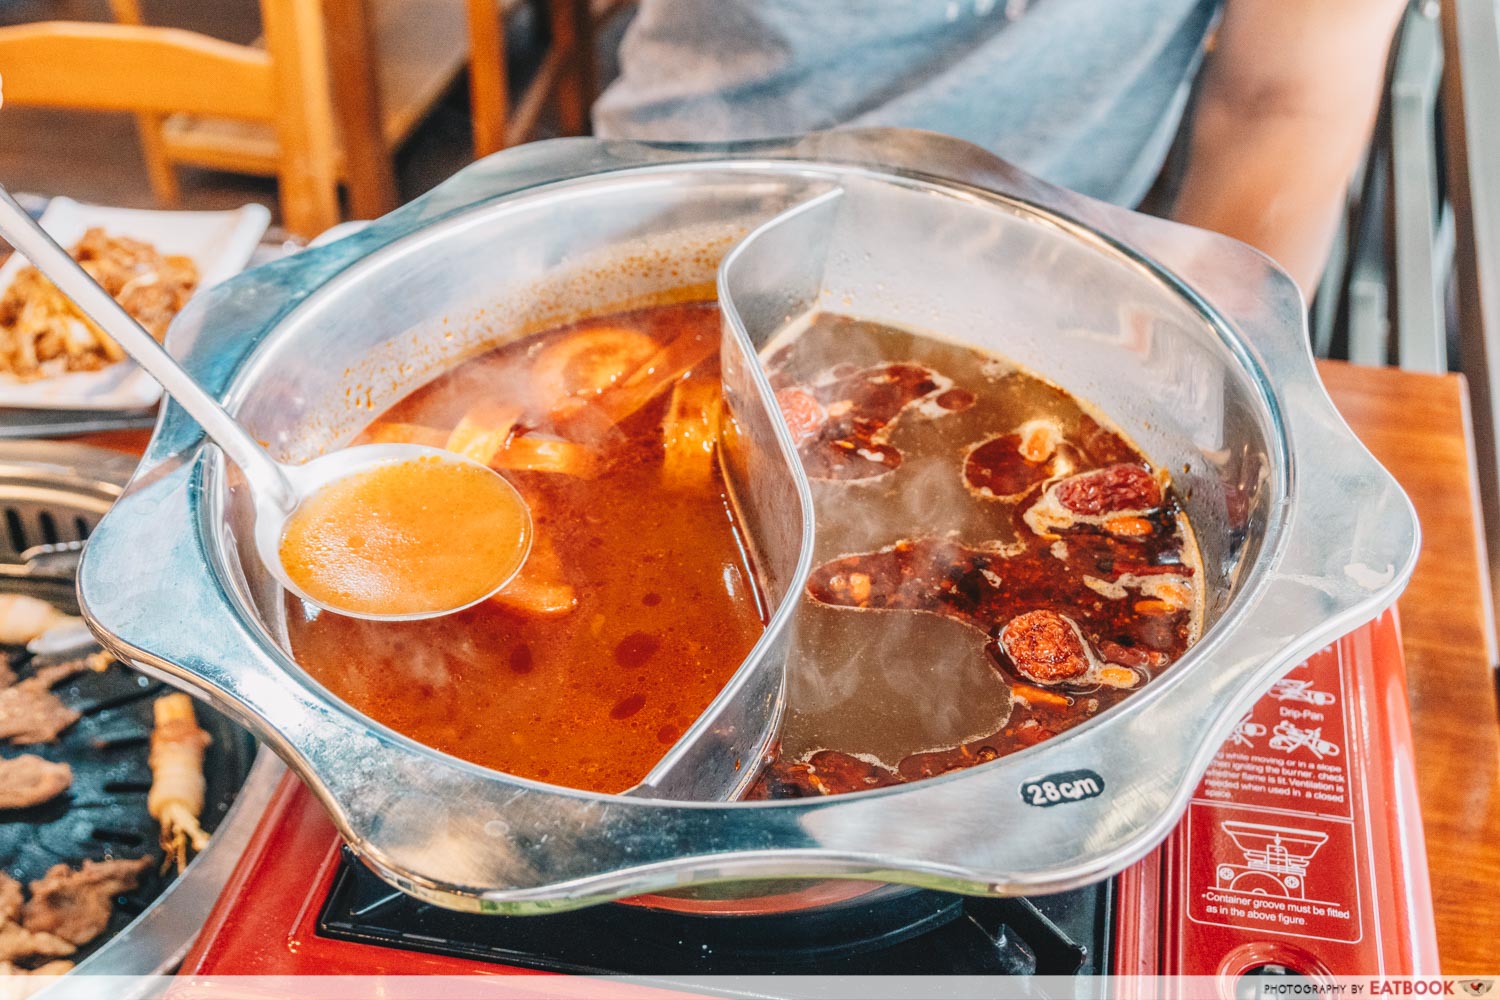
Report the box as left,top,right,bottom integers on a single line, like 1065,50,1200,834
148,693,212,873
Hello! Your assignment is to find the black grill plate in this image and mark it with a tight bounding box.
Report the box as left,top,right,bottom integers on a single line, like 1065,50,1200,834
0,651,256,964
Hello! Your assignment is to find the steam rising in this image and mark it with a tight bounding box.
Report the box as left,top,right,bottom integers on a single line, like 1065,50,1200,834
768,315,1077,768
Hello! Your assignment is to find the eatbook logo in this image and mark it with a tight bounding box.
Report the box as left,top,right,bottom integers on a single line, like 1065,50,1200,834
1461,982,1494,997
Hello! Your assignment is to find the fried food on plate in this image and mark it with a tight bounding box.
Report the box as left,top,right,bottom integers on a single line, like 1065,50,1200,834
0,228,198,380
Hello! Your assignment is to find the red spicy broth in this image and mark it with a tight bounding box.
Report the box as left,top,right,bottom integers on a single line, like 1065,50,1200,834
284,302,767,794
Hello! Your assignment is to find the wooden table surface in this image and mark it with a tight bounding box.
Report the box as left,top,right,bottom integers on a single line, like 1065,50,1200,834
69,361,1500,973
1316,360,1500,974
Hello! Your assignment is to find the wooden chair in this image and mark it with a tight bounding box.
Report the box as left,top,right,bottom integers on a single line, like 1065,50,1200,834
0,12,340,237
114,0,595,221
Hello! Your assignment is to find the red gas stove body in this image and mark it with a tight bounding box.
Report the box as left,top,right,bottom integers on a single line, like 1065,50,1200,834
1114,608,1439,980
180,610,1438,982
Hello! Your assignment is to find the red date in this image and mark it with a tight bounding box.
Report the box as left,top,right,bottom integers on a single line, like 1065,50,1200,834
1097,639,1168,669
997,610,1092,684
1054,464,1161,515
775,387,826,447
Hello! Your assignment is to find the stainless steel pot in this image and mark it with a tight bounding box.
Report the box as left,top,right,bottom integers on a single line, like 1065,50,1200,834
77,130,1419,915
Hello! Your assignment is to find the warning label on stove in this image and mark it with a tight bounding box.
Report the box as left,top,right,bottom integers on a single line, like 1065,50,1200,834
1198,660,1351,820
1184,646,1365,945
1199,748,1350,817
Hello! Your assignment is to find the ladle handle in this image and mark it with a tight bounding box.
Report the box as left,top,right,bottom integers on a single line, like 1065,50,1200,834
0,187,295,510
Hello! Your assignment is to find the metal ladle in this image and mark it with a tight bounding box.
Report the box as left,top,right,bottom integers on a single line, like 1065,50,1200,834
0,188,531,622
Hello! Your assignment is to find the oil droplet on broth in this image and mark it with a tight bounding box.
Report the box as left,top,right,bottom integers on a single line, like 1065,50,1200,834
279,456,531,617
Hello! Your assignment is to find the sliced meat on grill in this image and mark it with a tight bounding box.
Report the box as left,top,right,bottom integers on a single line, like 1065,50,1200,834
0,657,102,745
21,857,152,946
28,658,101,689
0,756,72,810
0,683,77,745
0,875,19,924
0,921,74,963
0,661,14,689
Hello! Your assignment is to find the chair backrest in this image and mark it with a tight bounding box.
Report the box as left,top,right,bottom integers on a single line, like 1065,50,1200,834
0,21,276,120
0,12,340,236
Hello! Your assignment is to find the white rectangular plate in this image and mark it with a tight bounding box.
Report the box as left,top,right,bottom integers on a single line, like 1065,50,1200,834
0,198,272,410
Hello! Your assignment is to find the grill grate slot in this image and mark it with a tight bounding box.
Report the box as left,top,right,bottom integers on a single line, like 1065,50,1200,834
0,496,105,560
89,731,149,752
72,678,165,717
89,827,148,847
4,508,25,554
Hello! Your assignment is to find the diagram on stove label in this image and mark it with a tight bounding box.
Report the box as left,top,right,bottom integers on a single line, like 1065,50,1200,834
1230,714,1267,749
1269,720,1340,759
1187,803,1362,943
1215,820,1328,898
1268,678,1336,706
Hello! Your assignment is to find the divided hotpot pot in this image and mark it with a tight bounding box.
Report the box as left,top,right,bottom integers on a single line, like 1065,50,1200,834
77,129,1419,914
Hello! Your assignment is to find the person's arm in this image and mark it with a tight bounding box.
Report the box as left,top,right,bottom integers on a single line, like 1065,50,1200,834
1171,0,1407,297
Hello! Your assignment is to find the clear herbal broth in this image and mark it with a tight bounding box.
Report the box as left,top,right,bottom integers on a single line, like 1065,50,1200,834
750,313,1202,798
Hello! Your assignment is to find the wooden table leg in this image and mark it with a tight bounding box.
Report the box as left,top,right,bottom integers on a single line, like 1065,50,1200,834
322,0,398,219
107,0,183,207
262,0,343,237
467,0,512,157
549,0,591,136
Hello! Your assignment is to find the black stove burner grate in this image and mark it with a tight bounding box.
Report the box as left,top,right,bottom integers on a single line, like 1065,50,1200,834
0,651,257,965
320,850,1112,976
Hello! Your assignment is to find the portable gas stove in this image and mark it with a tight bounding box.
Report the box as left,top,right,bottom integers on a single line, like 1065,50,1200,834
177,610,1438,987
